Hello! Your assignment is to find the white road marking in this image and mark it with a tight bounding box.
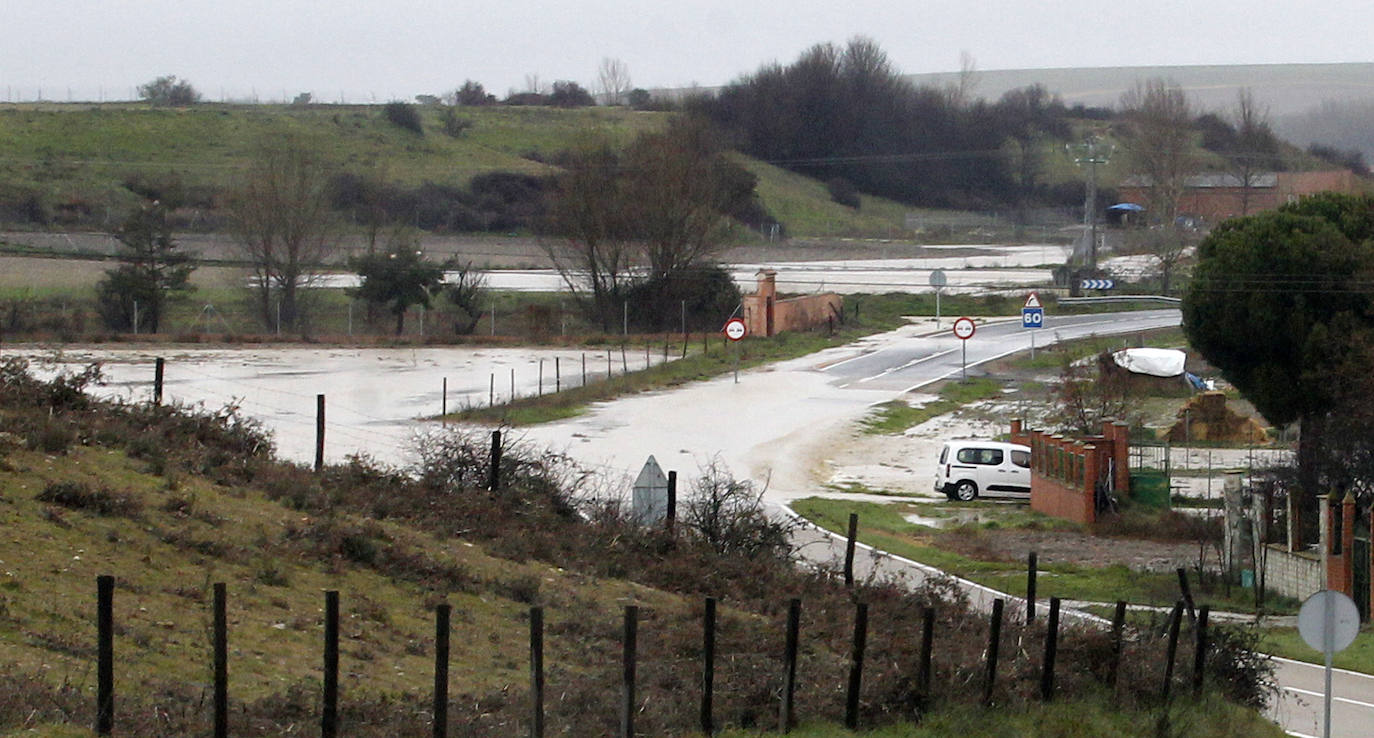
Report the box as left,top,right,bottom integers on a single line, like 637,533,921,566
1283,686,1374,710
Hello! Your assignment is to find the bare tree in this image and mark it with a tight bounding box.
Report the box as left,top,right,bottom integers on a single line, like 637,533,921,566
944,51,979,109
1228,88,1283,215
624,116,747,282
596,58,633,106
540,135,635,331
229,135,337,332
540,118,755,331
1120,79,1196,227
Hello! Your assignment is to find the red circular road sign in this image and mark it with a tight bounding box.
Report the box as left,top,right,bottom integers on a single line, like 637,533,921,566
724,317,747,341
952,316,976,340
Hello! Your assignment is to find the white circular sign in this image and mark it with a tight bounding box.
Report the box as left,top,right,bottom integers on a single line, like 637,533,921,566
1298,590,1361,653
952,316,976,340
724,318,747,341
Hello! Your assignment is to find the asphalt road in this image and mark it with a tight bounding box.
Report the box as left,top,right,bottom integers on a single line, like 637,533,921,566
823,309,1183,392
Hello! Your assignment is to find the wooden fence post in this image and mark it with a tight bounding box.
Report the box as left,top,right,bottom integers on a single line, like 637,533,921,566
322,590,339,738
96,575,114,735
1192,605,1210,696
779,598,801,733
442,377,447,418
845,602,869,729
666,471,677,534
1108,600,1127,688
314,394,325,473
982,599,1004,706
621,605,638,738
1040,597,1060,701
434,603,450,738
153,357,164,406
917,607,935,711
555,357,561,393
1161,600,1184,700
701,597,716,735
213,582,227,738
1026,551,1038,623
1176,567,1196,623
488,430,502,492
844,513,858,588
530,606,544,738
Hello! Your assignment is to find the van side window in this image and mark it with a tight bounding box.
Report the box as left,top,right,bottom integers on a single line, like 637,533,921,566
1010,450,1030,468
957,448,1002,465
939,447,948,464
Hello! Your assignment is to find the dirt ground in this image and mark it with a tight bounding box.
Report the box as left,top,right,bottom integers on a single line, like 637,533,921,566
932,524,1210,573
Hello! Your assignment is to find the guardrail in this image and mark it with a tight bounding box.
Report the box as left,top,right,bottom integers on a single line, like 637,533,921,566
1058,295,1181,305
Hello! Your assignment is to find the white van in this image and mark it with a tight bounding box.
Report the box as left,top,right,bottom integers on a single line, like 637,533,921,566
934,440,1032,501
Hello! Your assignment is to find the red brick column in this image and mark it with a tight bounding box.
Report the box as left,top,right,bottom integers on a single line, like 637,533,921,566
1343,491,1357,596
1083,443,1098,524
1327,492,1350,597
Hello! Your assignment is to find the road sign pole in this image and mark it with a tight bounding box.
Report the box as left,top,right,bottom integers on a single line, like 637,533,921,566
961,340,966,382
1324,593,1334,738
935,290,941,329
1031,332,1035,360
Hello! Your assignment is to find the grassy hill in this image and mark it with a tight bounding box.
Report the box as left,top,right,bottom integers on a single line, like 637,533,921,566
0,102,922,241
0,359,1284,736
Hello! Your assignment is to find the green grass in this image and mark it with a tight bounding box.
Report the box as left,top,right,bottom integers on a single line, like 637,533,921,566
1260,626,1374,674
791,497,1292,615
859,378,1004,434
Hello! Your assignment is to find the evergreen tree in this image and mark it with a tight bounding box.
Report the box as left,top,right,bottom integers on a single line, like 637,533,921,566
96,204,195,333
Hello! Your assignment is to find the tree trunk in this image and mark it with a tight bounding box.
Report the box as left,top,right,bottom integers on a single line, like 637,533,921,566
1294,412,1325,550
394,309,405,336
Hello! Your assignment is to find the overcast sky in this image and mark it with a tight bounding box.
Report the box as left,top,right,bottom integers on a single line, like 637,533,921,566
4,1,1372,103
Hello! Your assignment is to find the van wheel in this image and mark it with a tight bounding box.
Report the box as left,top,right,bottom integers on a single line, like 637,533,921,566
953,481,978,501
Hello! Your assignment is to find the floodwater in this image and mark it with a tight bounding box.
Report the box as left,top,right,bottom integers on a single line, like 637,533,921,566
9,345,673,468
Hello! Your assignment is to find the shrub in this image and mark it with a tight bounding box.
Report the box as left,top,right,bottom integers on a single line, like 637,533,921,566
382,101,423,134
439,106,472,138
36,480,142,518
827,177,861,208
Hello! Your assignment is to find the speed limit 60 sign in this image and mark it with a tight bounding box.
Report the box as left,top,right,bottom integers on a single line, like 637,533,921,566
952,316,976,340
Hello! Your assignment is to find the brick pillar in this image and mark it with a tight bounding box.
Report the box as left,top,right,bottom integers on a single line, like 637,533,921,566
1343,491,1357,596
1083,443,1099,525
1326,492,1348,596
1010,418,1022,440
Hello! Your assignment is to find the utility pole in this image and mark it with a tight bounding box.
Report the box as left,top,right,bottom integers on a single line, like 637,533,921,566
1067,135,1113,271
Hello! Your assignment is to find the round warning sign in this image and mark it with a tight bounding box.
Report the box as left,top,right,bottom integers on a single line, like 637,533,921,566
952,316,976,340
724,317,747,341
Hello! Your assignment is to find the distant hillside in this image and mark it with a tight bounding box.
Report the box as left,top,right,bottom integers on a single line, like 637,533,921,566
906,63,1374,116
906,62,1374,162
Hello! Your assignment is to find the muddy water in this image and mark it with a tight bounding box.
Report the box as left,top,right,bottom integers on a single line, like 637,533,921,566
9,345,670,467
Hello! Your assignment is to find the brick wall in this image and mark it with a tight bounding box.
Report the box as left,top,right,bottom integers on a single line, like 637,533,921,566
1014,419,1129,526
1323,492,1373,618
741,270,843,337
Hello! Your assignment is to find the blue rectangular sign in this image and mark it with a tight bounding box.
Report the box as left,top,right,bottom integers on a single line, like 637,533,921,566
1022,307,1044,328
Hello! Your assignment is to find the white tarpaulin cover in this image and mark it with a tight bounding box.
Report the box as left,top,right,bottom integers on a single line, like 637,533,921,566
1112,348,1186,377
